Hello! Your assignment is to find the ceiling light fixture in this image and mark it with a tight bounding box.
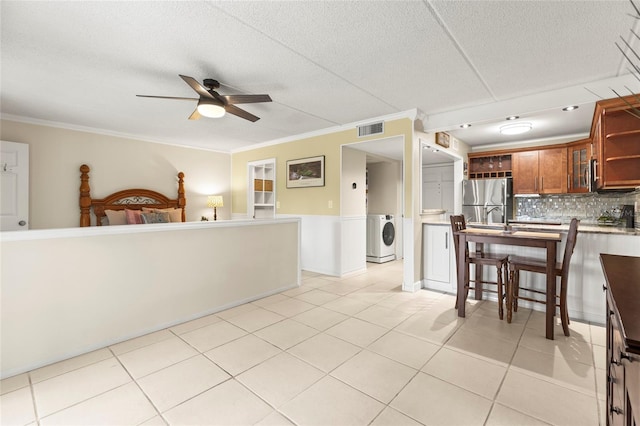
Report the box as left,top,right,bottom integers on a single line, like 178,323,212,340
499,122,533,135
197,98,226,118
562,105,579,111
506,115,519,120
460,123,471,128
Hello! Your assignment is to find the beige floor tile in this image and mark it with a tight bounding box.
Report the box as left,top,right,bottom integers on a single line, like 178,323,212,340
331,350,417,403
319,282,363,296
394,313,461,345
204,334,282,376
445,327,519,366
39,382,156,426
179,320,247,352
496,370,599,426
475,302,532,325
525,310,591,342
300,276,334,289
255,410,295,425
287,333,360,373
138,415,167,425
280,376,384,426
254,319,319,350
590,323,606,347
1,373,29,395
459,313,526,341
519,327,594,366
33,358,131,417
322,296,371,316
291,306,348,331
593,344,606,370
367,330,440,369
168,313,220,335
485,403,551,425
595,368,607,400
511,345,596,396
117,337,199,379
136,355,230,412
163,379,272,425
325,318,388,347
0,386,36,426
236,352,324,407
390,372,492,425
347,290,393,305
422,347,507,399
215,302,259,320
293,289,340,305
281,286,313,297
224,307,285,332
355,305,411,329
370,407,423,426
30,348,113,383
251,293,291,307
109,330,174,356
261,298,316,317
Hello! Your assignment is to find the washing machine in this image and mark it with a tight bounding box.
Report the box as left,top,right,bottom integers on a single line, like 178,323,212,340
366,214,396,263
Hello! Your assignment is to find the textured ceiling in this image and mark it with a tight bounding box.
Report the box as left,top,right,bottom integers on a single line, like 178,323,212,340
2,1,639,153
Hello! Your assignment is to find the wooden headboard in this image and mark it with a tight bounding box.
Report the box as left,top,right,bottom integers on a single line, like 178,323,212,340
79,164,186,227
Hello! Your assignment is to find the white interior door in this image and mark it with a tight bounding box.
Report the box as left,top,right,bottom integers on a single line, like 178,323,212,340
1,141,29,231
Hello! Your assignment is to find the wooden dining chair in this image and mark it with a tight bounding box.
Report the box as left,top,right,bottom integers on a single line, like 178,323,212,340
507,218,579,336
450,215,510,319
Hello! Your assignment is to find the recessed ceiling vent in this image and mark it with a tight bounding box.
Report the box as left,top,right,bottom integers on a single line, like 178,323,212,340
358,121,384,137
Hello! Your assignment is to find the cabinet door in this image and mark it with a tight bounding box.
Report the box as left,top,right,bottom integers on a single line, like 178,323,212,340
425,226,450,283
568,142,591,193
512,151,539,194
539,148,567,194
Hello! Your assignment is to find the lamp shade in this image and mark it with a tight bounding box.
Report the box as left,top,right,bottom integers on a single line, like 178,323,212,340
197,99,226,118
207,195,224,208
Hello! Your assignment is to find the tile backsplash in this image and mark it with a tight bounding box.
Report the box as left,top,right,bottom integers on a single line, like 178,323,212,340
515,190,640,227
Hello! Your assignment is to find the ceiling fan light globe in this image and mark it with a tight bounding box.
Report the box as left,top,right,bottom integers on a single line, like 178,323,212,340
197,101,226,118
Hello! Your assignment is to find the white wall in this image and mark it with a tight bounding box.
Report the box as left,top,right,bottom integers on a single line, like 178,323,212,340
341,147,367,217
367,161,399,215
0,119,231,228
1,219,300,378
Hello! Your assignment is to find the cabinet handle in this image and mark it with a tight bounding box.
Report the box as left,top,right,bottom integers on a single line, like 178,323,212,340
445,232,448,249
540,176,544,191
593,160,599,181
534,177,537,192
611,406,623,415
602,285,607,292
567,174,570,190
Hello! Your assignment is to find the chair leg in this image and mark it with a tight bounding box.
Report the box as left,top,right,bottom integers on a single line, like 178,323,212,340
513,269,520,312
506,269,513,323
496,265,503,320
559,280,570,337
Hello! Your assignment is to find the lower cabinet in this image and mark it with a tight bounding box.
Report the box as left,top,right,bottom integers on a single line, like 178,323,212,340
422,224,456,293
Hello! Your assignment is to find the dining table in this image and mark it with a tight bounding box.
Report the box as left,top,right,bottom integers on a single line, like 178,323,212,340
455,227,562,340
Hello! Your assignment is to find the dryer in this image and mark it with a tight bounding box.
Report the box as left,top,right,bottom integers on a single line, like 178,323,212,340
366,214,396,263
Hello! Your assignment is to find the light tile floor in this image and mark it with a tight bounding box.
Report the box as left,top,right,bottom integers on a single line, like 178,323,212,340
1,260,606,426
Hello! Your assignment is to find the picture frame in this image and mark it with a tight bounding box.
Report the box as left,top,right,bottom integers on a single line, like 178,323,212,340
435,132,450,148
286,155,325,188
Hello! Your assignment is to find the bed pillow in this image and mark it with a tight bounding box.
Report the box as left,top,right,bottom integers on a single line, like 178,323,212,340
125,209,144,225
142,207,183,222
104,209,127,225
140,211,170,224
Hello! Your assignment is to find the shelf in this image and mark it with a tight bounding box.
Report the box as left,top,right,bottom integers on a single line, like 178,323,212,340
254,204,274,207
605,129,640,139
469,171,512,179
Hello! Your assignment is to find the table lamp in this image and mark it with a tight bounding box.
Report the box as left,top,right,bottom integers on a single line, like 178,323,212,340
207,195,223,221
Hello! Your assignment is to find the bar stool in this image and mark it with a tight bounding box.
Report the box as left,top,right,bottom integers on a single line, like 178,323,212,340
507,218,579,336
450,215,510,319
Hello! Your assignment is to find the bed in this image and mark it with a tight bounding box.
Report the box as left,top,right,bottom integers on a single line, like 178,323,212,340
79,164,186,227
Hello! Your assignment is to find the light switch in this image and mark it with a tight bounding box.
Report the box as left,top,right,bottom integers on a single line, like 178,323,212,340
328,200,333,208
276,201,280,209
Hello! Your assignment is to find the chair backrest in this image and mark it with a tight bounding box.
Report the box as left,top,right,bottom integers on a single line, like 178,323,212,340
560,218,580,283
449,215,468,264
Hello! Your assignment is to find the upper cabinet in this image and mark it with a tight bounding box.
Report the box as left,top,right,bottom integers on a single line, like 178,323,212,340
512,147,567,194
591,94,640,190
567,139,591,193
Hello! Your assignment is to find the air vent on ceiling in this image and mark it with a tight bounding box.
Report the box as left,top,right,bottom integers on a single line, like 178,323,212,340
358,121,384,137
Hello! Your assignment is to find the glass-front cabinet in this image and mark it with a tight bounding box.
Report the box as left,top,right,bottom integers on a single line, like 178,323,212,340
568,139,591,193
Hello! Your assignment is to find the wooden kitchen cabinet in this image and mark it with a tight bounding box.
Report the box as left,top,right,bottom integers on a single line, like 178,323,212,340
567,139,591,193
512,147,567,194
591,94,640,190
600,254,640,426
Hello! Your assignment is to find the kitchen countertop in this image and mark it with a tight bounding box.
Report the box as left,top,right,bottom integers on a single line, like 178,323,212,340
421,219,639,235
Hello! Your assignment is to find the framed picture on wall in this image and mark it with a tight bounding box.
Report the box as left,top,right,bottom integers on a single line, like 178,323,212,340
286,155,325,188
435,132,450,148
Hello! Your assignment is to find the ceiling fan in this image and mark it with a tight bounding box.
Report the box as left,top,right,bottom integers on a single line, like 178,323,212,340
137,75,272,122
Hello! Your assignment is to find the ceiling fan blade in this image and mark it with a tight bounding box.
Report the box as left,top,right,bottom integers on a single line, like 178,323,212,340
136,95,198,101
222,94,272,105
225,105,260,122
179,75,215,99
188,108,201,120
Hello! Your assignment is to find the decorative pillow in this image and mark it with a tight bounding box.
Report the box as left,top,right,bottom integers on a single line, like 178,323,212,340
142,207,183,222
105,209,127,225
125,209,144,225
140,211,170,224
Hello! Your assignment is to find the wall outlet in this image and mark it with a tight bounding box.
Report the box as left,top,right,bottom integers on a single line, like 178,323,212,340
276,201,280,209
328,200,333,208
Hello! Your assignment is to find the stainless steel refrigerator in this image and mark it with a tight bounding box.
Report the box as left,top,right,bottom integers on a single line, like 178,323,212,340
462,178,513,224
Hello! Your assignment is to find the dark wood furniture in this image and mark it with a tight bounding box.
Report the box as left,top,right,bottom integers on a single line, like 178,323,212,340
591,94,640,191
79,164,186,226
507,218,580,336
600,254,640,426
450,215,509,319
454,228,561,339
